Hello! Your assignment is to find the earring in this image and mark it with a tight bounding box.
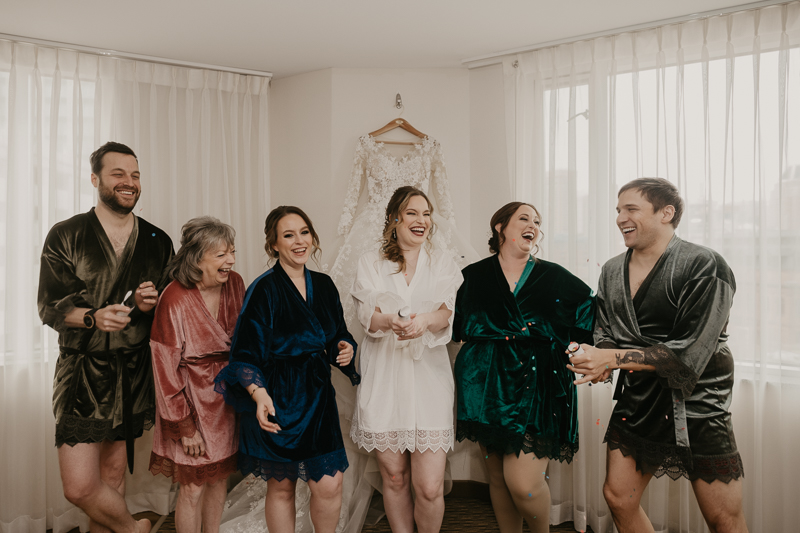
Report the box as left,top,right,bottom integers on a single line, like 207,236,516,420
392,229,397,240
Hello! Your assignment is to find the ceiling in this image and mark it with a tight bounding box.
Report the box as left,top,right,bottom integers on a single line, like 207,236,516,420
1,0,757,78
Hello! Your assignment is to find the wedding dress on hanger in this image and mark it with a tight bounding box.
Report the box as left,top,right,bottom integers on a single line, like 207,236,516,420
218,134,481,533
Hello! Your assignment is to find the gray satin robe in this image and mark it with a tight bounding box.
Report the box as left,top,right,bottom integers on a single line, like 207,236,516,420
595,235,743,482
38,208,173,470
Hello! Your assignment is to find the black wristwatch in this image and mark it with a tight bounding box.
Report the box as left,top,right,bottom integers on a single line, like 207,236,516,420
83,308,98,329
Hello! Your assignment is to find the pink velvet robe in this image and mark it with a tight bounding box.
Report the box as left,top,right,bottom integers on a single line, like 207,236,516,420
149,272,245,485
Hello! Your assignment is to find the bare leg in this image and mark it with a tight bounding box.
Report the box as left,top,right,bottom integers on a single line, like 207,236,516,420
175,482,205,533
91,441,129,533
500,452,550,533
200,478,228,533
603,448,655,533
376,449,414,533
264,478,296,533
692,477,749,533
481,447,522,533
409,449,447,533
307,471,344,533
59,442,150,533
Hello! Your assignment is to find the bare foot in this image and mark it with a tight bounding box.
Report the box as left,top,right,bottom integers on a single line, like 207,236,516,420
136,518,152,533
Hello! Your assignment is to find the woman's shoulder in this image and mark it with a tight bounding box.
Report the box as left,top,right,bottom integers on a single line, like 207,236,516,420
462,255,495,276
534,259,591,292
159,279,191,304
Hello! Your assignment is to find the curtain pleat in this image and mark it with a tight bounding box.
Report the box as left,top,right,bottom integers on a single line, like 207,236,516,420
0,38,270,533
503,2,800,531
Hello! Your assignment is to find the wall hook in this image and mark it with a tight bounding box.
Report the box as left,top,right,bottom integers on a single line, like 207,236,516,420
395,93,403,109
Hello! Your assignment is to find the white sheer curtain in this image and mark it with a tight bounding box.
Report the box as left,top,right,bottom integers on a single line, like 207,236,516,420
503,2,800,532
0,39,270,533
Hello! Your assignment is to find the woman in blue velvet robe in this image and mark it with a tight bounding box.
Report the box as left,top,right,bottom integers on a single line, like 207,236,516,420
215,206,359,533
453,202,594,533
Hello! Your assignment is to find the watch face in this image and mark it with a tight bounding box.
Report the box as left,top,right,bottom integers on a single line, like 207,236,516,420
83,312,95,328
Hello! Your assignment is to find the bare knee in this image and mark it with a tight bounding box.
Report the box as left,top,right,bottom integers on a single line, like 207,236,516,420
63,477,101,507
703,503,746,533
311,475,343,502
382,466,410,492
603,479,639,515
268,480,296,503
412,478,444,504
505,474,547,503
178,483,205,506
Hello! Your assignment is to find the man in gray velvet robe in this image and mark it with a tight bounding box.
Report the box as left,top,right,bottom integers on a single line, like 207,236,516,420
568,178,748,533
38,142,173,533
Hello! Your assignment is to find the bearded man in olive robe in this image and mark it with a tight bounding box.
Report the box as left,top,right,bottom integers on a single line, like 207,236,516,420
38,142,173,533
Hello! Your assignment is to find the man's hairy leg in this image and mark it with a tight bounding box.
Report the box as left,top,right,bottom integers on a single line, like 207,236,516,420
59,442,149,533
603,448,655,533
692,477,749,533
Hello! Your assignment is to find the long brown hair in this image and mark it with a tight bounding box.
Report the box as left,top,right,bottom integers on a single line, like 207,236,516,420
381,186,436,273
488,202,544,255
264,206,321,267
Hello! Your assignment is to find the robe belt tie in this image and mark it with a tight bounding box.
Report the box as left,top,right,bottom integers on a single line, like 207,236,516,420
59,343,146,473
613,370,690,449
178,352,229,366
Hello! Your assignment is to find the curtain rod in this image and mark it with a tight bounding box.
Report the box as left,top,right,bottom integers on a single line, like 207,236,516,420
461,0,792,68
0,33,273,78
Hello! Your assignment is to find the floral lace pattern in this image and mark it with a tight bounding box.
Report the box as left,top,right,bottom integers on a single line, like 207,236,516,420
149,451,237,485
350,423,454,454
604,423,744,483
239,448,349,483
213,362,267,413
642,344,699,398
329,135,474,328
56,409,154,446
457,420,578,463
160,411,198,441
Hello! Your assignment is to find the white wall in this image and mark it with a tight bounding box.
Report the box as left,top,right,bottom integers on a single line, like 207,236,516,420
270,67,473,267
468,63,509,254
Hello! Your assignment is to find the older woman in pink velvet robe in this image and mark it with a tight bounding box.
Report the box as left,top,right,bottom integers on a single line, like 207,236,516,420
149,216,245,533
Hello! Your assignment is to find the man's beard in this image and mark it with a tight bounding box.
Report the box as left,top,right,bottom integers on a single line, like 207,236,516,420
98,178,139,215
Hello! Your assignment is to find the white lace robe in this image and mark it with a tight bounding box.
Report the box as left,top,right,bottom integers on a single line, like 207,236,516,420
350,249,463,453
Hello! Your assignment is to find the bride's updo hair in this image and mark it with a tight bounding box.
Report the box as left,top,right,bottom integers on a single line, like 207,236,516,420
264,205,322,266
488,201,544,255
381,186,436,273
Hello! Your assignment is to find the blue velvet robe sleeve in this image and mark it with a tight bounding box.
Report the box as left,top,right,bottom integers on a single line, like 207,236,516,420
214,272,273,413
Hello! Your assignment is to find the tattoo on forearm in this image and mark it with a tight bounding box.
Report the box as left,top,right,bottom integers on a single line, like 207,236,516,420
614,347,673,368
615,350,645,367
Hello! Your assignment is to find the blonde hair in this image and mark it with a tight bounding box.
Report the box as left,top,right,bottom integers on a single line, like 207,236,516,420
169,216,235,288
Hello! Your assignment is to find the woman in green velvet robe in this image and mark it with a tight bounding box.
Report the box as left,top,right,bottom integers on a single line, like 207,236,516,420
453,202,595,533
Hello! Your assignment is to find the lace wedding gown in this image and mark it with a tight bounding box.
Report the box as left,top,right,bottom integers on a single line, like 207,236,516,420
218,135,480,533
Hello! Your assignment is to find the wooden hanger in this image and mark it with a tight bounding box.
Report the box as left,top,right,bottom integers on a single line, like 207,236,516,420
368,118,427,145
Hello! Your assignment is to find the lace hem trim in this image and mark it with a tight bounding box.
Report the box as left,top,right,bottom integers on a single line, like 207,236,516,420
149,452,237,485
239,448,348,482
604,423,744,483
214,362,267,413
350,425,454,454
56,409,155,446
160,411,197,441
456,420,578,463
643,344,698,398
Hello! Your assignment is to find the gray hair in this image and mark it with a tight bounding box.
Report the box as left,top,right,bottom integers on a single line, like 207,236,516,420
168,216,236,288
